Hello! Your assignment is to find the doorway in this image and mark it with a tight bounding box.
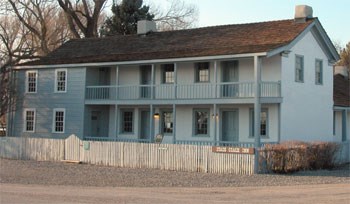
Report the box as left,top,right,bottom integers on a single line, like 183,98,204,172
91,111,102,137
140,110,151,140
221,110,238,142
221,61,238,97
140,65,152,98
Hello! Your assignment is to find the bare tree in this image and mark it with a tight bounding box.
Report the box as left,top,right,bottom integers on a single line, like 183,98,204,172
57,0,108,38
151,0,198,31
336,42,350,73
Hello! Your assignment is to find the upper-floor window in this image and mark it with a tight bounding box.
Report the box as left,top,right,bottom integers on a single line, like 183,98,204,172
315,59,323,85
53,108,65,133
55,69,67,92
121,110,133,133
193,109,209,136
195,62,209,82
162,64,174,83
24,108,36,132
250,108,268,138
295,55,304,82
26,70,37,93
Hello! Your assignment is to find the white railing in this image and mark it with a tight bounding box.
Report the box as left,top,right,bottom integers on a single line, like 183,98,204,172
85,81,281,100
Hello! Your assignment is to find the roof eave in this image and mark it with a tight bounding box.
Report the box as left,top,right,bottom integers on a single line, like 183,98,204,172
13,52,267,69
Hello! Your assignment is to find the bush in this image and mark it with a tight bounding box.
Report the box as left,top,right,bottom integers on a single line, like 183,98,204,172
260,141,340,174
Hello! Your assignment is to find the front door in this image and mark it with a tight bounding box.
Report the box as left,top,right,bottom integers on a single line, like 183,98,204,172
140,66,152,98
91,111,102,137
222,61,238,97
140,111,150,140
221,111,238,142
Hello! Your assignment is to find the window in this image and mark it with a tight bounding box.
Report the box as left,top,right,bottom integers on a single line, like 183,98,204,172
315,59,323,85
53,109,65,133
162,64,174,83
55,69,67,92
26,71,37,93
195,62,209,82
24,109,35,132
250,109,268,137
161,111,173,134
194,109,209,136
121,110,133,133
295,55,304,82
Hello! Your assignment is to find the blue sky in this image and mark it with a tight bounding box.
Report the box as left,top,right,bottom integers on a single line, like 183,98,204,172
167,0,349,47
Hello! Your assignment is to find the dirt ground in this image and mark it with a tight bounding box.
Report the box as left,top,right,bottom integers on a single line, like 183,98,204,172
1,183,350,204
0,159,349,203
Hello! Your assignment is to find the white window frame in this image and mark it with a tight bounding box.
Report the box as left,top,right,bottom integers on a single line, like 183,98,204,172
55,69,67,93
120,109,134,134
193,109,210,137
52,108,66,133
195,62,210,83
315,59,323,85
295,55,304,83
23,108,36,132
249,108,269,138
25,70,38,93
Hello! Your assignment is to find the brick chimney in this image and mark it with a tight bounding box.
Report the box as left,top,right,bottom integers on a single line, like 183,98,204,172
294,5,313,23
137,20,156,35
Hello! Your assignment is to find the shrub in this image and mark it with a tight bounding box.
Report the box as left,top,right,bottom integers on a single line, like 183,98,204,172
260,141,340,174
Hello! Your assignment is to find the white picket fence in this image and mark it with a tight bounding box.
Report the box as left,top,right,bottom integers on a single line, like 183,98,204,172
0,135,255,175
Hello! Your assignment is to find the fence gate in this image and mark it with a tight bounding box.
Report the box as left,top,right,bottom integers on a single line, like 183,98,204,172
65,135,81,161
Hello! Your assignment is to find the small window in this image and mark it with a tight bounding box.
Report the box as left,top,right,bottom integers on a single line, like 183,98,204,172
55,69,67,92
295,55,304,82
161,111,173,134
26,71,37,93
53,109,65,133
121,110,133,133
162,64,174,83
250,109,268,137
315,59,323,85
194,109,209,136
24,109,35,132
195,62,209,82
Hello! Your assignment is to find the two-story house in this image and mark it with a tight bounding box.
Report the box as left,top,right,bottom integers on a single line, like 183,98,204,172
7,5,340,146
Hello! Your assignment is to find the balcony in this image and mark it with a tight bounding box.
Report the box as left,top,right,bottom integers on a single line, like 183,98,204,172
85,81,281,102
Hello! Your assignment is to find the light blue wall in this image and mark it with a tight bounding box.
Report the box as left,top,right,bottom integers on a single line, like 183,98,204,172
12,68,86,139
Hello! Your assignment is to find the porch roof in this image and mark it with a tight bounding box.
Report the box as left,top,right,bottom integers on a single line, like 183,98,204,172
21,18,315,66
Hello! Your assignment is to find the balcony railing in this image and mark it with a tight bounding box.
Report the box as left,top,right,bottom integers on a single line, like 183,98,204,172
85,81,281,100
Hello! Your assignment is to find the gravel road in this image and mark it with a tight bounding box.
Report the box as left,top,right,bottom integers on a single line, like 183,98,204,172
0,158,349,187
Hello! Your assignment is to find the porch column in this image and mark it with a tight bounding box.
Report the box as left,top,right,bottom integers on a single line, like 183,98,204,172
214,60,218,98
115,66,119,100
115,105,119,141
173,104,176,144
150,104,154,142
213,104,217,145
151,64,155,99
174,63,177,99
342,110,348,141
253,55,262,174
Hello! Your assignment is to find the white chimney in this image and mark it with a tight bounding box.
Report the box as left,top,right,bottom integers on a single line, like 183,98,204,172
294,5,313,22
137,20,156,35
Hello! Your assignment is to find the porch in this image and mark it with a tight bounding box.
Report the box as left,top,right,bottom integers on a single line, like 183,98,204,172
85,81,281,101
83,104,280,146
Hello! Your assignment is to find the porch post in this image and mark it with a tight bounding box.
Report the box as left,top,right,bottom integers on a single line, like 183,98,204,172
115,105,119,141
151,64,155,99
150,104,154,142
174,63,177,99
342,110,348,141
115,66,119,100
253,55,262,174
213,104,217,145
214,60,218,98
173,104,176,144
